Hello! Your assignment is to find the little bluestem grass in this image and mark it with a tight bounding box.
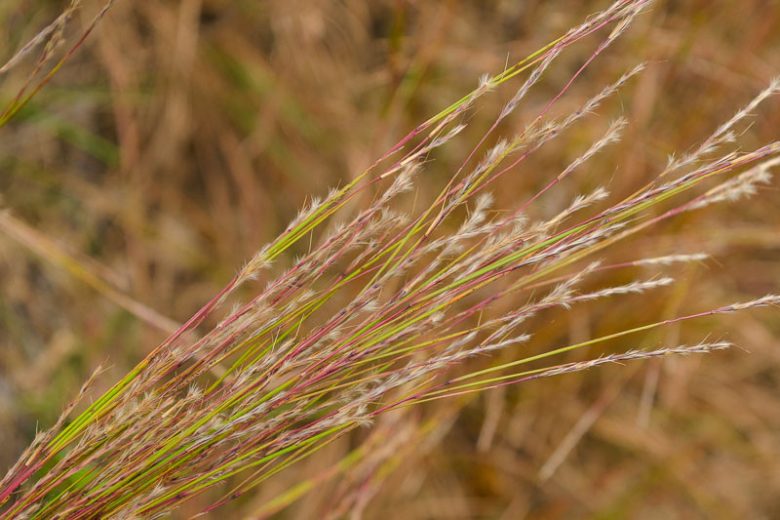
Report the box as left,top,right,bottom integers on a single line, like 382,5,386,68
1,1,778,518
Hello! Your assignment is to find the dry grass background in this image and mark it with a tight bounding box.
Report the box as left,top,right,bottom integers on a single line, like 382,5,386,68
0,0,779,518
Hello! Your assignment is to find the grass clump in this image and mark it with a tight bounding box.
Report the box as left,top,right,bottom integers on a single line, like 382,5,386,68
0,0,778,518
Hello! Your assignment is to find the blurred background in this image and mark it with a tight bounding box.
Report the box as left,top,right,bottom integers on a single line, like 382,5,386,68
1,0,779,518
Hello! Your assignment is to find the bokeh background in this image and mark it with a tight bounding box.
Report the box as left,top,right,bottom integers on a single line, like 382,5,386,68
1,0,779,518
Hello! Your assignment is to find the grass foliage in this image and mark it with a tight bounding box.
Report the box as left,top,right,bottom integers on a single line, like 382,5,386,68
0,0,778,518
